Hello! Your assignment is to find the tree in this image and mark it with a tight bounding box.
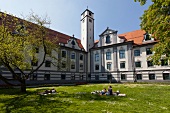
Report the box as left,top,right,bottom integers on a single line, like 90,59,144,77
135,0,170,65
0,12,59,92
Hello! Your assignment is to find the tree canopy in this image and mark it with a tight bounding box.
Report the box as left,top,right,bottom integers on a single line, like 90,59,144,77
135,0,170,65
0,12,58,92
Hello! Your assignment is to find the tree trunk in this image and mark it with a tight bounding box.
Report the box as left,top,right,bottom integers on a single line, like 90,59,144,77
20,79,26,93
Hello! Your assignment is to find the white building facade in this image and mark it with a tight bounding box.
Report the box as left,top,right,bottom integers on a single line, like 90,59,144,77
0,9,170,85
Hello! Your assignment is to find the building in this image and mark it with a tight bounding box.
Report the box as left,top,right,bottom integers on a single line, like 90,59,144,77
0,9,170,85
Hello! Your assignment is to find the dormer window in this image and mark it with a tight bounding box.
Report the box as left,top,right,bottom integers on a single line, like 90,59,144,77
106,35,111,44
71,40,75,45
144,33,152,41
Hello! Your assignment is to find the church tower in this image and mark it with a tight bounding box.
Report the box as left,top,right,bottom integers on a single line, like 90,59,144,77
81,9,94,52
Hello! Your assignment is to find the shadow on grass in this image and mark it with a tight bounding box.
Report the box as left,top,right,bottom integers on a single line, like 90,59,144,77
3,91,74,113
0,87,126,113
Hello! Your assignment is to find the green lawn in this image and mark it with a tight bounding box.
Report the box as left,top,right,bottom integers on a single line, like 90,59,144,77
0,83,170,113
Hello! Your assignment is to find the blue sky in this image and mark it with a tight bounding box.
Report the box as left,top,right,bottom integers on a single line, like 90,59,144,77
0,0,152,40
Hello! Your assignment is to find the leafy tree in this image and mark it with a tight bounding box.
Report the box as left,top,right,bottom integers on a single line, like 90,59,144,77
135,0,170,65
0,12,59,92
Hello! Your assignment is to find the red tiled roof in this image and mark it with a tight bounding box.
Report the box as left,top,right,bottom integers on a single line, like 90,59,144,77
0,12,84,49
47,29,84,49
118,30,146,45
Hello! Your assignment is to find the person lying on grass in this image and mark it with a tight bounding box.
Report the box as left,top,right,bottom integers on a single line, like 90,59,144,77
38,88,57,95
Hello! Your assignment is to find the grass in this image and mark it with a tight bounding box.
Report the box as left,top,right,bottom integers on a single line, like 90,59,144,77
0,83,170,113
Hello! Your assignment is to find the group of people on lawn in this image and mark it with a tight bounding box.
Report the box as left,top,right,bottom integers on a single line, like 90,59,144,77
39,85,125,96
91,85,125,96
39,88,57,95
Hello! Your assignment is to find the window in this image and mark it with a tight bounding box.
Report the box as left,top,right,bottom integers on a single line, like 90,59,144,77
31,60,38,66
61,74,66,80
30,74,37,80
120,62,125,68
88,74,91,80
106,52,111,60
149,74,155,80
121,74,126,80
161,59,168,66
137,74,142,80
146,48,152,55
71,75,75,80
163,73,170,80
95,54,99,61
71,40,75,45
71,64,75,69
107,63,112,70
89,19,92,22
62,62,66,68
80,54,83,60
45,60,51,67
135,61,141,67
107,74,112,80
80,75,83,80
71,53,75,59
147,61,153,67
134,50,140,56
119,50,125,59
95,64,99,70
145,34,151,41
80,63,83,70
62,51,66,58
89,12,92,16
106,35,111,43
44,74,50,80
95,75,99,80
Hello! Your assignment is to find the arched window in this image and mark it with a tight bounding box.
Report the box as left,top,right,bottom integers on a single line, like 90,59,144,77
106,35,111,43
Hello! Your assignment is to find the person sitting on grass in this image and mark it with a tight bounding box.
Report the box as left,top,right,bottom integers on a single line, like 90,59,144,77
100,88,107,95
106,86,113,95
51,88,57,94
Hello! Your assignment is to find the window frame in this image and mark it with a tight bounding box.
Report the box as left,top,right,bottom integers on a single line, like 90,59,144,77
107,62,112,70
80,63,83,70
161,59,168,66
106,52,111,60
121,74,126,80
136,74,142,80
120,62,125,68
119,50,125,59
45,60,51,67
149,74,155,80
95,64,99,70
62,51,66,58
95,53,99,61
106,35,111,44
61,74,66,80
146,48,152,55
135,61,141,68
147,61,153,67
80,54,83,60
71,53,75,59
163,73,170,80
134,50,140,56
